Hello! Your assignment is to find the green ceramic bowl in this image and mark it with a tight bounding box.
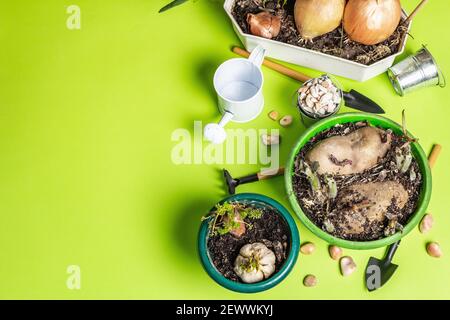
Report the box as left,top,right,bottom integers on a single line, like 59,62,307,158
285,113,432,250
198,193,300,293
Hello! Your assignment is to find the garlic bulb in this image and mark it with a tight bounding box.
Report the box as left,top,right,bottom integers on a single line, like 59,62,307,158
294,0,346,40
234,243,276,283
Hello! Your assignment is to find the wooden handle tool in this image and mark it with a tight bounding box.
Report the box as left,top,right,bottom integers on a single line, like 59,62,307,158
428,144,441,169
232,47,311,82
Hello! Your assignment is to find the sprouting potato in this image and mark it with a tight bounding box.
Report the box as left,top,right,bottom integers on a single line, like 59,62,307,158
332,181,408,236
306,127,392,175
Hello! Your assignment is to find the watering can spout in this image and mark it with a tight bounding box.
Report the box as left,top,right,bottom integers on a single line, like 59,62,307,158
204,111,234,144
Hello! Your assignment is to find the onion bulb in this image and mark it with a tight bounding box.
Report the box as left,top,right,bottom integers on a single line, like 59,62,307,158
294,0,345,40
247,12,281,40
343,0,402,45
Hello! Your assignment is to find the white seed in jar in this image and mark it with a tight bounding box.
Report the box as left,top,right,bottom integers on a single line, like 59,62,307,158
327,103,336,113
303,106,313,114
333,93,341,104
318,85,328,94
320,93,333,105
310,86,319,98
306,96,315,108
298,86,307,93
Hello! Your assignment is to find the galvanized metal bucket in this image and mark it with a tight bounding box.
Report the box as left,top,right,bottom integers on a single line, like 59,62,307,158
388,46,446,96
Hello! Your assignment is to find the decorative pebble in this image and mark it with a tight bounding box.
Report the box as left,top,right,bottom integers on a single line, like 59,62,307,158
268,110,279,121
261,133,280,146
340,256,357,276
426,242,442,258
303,274,317,287
300,242,315,255
328,245,343,260
419,214,433,234
279,115,293,127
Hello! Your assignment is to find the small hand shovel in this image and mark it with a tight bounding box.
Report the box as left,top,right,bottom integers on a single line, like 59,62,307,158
365,240,401,291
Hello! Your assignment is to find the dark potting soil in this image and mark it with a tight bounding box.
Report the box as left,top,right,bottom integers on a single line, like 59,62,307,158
292,121,423,241
232,0,409,65
207,202,290,282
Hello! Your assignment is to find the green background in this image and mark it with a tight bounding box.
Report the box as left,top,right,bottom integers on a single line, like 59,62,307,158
0,0,449,299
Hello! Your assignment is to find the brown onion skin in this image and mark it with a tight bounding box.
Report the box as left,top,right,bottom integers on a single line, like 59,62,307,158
343,0,402,45
247,12,281,39
294,0,346,40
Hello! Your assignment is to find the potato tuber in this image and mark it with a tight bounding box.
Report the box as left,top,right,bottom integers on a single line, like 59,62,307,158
332,181,408,236
306,126,391,175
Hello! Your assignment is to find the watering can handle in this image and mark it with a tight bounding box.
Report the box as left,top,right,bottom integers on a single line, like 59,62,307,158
248,45,266,68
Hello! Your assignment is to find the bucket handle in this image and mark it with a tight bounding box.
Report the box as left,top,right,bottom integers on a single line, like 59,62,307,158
437,63,446,88
248,45,266,68
423,44,446,89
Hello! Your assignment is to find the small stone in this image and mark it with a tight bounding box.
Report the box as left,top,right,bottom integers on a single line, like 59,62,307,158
303,274,317,287
340,256,357,276
419,214,433,234
261,133,280,146
279,115,293,127
426,242,442,258
300,242,315,255
328,245,343,260
268,110,279,121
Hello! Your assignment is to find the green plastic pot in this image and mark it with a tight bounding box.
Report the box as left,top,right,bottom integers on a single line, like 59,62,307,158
285,113,432,250
198,193,300,293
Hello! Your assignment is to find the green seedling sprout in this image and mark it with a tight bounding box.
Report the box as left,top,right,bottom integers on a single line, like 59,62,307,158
202,202,263,237
324,175,337,199
298,160,321,192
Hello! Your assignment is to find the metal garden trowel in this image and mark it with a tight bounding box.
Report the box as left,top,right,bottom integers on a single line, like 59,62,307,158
365,240,401,291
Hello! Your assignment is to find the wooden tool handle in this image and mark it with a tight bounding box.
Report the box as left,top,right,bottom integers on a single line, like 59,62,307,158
232,47,311,83
404,0,428,25
257,167,285,180
428,144,441,169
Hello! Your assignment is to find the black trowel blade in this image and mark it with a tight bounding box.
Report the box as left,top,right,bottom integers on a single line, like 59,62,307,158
365,257,398,292
343,90,385,114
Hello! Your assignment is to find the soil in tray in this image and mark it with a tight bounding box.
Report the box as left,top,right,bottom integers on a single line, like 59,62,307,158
232,0,409,65
292,121,423,241
207,203,290,282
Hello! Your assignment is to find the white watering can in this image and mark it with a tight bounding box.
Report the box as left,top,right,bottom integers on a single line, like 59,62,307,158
204,45,266,144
